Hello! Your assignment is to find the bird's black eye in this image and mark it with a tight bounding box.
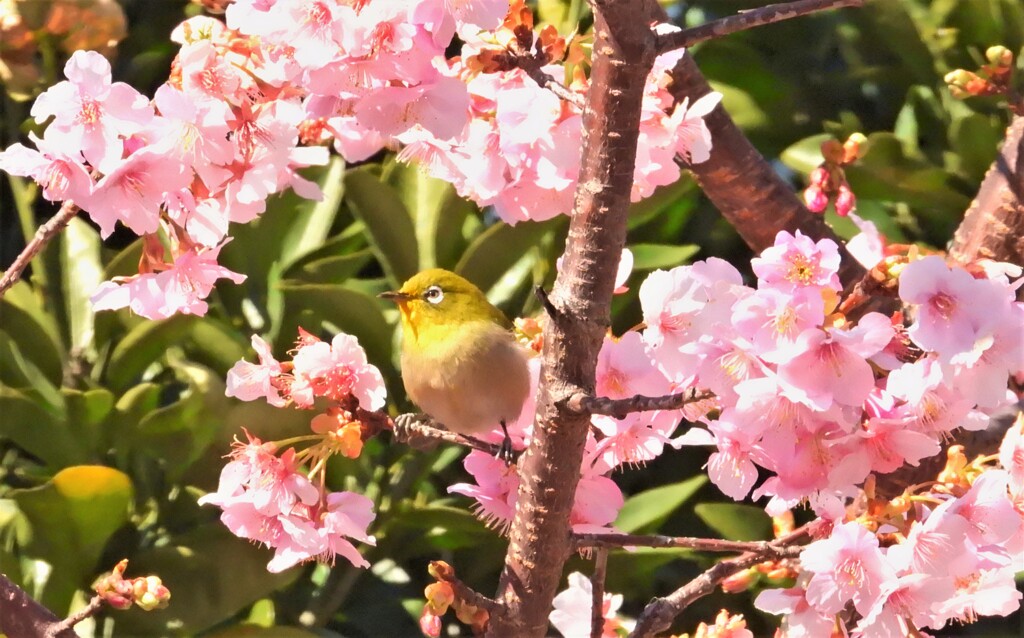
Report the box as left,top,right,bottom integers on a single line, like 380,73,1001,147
424,285,444,304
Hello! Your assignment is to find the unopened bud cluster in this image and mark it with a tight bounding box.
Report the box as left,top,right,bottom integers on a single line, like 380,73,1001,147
419,561,489,637
93,559,171,612
803,133,867,217
944,45,1018,105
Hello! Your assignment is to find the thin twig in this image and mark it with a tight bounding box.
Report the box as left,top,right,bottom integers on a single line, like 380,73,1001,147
534,285,559,319
574,532,785,554
46,595,105,638
628,544,804,638
566,388,715,419
0,198,80,297
518,58,586,111
655,0,864,55
627,522,820,638
590,549,608,638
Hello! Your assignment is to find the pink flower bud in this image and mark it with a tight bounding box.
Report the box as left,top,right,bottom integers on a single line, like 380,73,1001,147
419,609,442,638
803,185,828,213
809,166,830,187
835,184,856,217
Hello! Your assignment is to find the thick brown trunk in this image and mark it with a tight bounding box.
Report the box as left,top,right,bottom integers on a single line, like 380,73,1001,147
484,1,658,635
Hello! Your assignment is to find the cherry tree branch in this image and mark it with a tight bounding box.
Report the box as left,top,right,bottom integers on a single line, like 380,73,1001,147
0,572,79,638
628,543,805,638
566,388,714,419
0,198,80,298
485,0,661,634
359,407,511,458
949,114,1024,267
46,595,105,638
590,549,608,638
658,24,867,288
655,0,864,55
574,532,796,554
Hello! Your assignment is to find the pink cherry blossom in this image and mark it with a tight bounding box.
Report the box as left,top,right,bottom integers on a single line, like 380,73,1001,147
0,135,94,203
90,241,246,319
83,147,191,237
31,50,153,174
226,335,286,407
549,572,628,638
777,313,894,412
290,332,387,411
846,212,885,269
751,230,842,292
999,416,1024,503
854,573,953,638
592,410,681,469
800,521,896,615
755,584,836,638
594,331,670,400
668,91,722,164
898,255,1012,359
447,450,520,531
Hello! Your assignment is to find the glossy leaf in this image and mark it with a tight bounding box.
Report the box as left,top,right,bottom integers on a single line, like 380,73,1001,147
13,465,133,612
629,243,700,271
112,525,299,636
614,476,707,534
694,503,772,542
344,168,419,285
59,217,103,351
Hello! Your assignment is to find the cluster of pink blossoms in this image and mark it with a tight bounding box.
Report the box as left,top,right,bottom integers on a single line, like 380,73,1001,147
0,0,718,318
757,423,1024,636
203,329,387,571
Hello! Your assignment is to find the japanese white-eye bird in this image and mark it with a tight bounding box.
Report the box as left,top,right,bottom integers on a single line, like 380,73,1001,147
380,269,531,459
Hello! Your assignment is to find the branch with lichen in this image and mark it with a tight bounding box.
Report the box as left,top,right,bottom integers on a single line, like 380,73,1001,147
565,388,714,420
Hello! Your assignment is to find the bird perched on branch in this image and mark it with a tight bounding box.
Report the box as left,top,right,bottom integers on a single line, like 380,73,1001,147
380,269,531,460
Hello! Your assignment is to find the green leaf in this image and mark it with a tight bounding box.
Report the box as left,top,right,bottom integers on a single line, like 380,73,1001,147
387,502,494,551
0,282,63,386
780,134,831,175
455,218,562,303
278,156,346,270
0,331,64,413
106,315,197,391
0,386,81,469
344,168,419,285
286,249,374,284
629,244,700,271
948,113,1001,181
614,476,707,534
694,503,772,542
59,217,103,351
112,525,299,636
387,162,475,271
62,388,115,459
13,465,133,612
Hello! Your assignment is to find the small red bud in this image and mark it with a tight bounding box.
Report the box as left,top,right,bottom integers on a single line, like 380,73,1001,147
803,185,828,213
835,184,856,217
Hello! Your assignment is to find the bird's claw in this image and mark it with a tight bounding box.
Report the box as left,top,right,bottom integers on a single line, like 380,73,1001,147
496,420,516,465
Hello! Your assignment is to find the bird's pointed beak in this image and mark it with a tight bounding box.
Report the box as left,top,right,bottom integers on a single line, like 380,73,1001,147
379,290,412,303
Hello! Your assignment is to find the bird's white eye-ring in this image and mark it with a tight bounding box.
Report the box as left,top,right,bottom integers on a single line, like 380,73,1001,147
424,285,444,304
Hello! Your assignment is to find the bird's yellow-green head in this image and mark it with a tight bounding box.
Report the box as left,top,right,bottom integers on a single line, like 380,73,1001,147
380,269,511,345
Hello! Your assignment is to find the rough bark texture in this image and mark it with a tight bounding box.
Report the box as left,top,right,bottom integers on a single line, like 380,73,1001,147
0,572,76,638
949,115,1024,267
484,1,658,635
664,52,866,288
